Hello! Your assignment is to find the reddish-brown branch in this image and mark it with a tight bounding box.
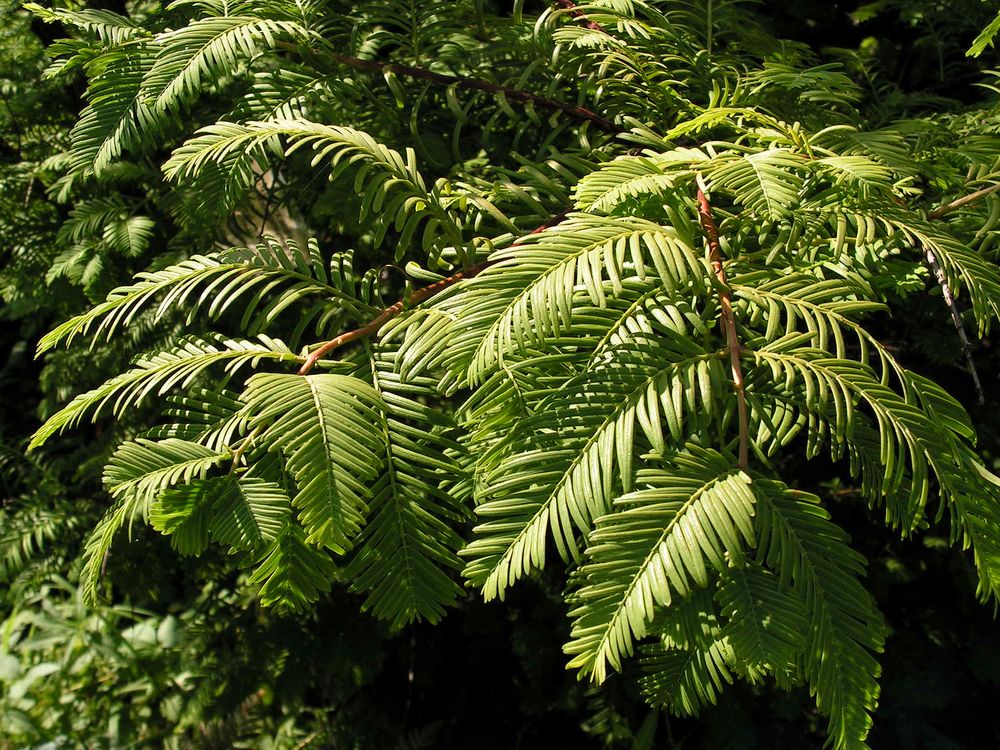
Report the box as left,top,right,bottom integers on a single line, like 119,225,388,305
329,53,620,134
297,265,487,375
555,0,607,33
696,177,749,471
298,210,573,376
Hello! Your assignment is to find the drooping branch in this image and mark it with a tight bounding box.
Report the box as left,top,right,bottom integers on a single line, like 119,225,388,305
297,264,487,376
696,175,749,470
297,210,573,376
328,53,620,134
295,4,617,376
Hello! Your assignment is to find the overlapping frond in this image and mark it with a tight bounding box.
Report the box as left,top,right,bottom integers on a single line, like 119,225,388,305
146,387,249,451
639,625,736,717
132,429,293,555
208,476,292,549
26,3,149,45
717,564,806,684
748,346,961,527
29,335,300,450
731,271,900,384
58,196,154,258
343,345,468,628
64,46,161,176
754,480,884,750
103,438,229,507
246,523,338,613
703,148,806,220
141,16,311,112
38,239,372,353
241,373,386,553
164,120,464,261
565,448,755,682
80,438,229,602
572,152,700,213
464,214,711,383
463,336,728,600
814,155,895,195
150,479,221,555
0,505,80,583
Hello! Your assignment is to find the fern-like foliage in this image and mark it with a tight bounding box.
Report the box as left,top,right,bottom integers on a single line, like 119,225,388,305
343,344,468,627
163,120,466,263
26,1,1000,747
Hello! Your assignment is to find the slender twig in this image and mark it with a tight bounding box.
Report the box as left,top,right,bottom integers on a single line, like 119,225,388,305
23,174,34,208
696,174,749,470
923,246,986,405
923,184,999,405
297,210,573,376
928,181,1000,220
328,52,620,134
297,265,486,375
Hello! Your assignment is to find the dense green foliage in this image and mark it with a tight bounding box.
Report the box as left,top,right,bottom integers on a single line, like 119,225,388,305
4,1,1000,748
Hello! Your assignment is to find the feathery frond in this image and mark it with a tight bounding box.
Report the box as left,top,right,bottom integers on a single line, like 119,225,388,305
241,372,386,553
164,120,465,263
754,481,884,750
565,447,755,682
30,335,301,450
343,345,467,628
246,523,337,613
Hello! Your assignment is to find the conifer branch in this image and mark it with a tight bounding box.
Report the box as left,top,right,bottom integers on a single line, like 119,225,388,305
327,53,620,134
297,210,573,376
696,175,749,470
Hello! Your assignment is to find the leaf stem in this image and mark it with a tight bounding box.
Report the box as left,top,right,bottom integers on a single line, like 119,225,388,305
923,246,986,405
229,426,262,474
928,181,1000,219
696,174,749,470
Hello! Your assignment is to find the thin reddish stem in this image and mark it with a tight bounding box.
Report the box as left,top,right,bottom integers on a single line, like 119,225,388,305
297,210,573,376
696,176,749,471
